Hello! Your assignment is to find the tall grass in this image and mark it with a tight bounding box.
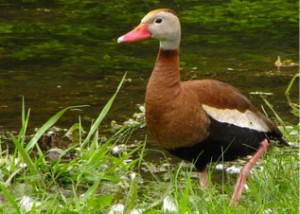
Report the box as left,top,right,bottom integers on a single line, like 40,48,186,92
0,73,143,213
0,73,298,213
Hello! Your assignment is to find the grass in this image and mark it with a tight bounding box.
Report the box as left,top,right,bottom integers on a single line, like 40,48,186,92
0,74,299,213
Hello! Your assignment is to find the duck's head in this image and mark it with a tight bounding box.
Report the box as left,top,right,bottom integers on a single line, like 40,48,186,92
118,8,181,50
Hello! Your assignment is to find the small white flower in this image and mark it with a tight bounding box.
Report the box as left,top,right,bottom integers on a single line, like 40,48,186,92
244,184,249,192
111,144,127,155
215,164,225,170
226,165,241,174
14,158,19,165
162,196,177,213
19,196,41,212
108,203,124,214
124,159,133,163
130,172,136,180
19,162,27,168
138,105,145,113
111,146,121,155
5,158,27,171
263,208,273,214
47,130,55,136
130,209,143,214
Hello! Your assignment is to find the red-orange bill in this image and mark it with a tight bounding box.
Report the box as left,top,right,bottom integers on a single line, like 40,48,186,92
118,23,151,43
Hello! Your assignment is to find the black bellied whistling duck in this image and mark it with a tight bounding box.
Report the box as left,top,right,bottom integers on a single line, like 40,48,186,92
117,8,289,206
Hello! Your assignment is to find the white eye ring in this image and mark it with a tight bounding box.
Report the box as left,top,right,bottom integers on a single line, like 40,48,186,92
154,17,163,24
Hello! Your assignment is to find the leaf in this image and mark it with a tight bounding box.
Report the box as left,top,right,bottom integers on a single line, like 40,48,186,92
25,105,88,152
81,72,127,147
0,182,21,214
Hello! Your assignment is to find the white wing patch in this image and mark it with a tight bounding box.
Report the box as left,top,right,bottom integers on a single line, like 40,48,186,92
202,104,270,132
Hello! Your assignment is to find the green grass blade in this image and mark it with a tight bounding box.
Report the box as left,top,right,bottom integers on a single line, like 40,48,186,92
10,134,41,185
26,105,88,152
124,173,138,213
18,98,30,146
261,96,286,127
137,135,147,169
285,73,299,95
0,182,21,214
21,96,25,127
82,72,127,147
81,180,100,201
179,166,193,213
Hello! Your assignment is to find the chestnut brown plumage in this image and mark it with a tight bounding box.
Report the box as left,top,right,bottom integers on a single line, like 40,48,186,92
118,8,288,205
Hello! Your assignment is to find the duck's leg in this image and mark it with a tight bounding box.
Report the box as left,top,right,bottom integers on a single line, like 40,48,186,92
229,139,269,206
200,170,208,188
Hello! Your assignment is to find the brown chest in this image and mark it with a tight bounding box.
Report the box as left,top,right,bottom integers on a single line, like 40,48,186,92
145,92,210,149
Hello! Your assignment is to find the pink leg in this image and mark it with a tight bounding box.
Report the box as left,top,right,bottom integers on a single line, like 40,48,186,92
229,139,269,206
200,170,208,188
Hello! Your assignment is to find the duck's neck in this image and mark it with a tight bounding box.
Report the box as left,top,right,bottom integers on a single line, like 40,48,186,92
151,48,180,87
146,48,181,104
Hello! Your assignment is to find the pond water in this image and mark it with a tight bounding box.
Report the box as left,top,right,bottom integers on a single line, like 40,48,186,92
0,1,298,136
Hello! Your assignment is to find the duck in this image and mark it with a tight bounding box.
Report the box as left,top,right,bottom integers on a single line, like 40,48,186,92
117,8,288,206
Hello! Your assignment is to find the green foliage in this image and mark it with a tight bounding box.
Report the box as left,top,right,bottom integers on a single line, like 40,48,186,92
0,74,142,213
285,73,299,95
285,73,299,119
81,73,126,147
0,183,20,213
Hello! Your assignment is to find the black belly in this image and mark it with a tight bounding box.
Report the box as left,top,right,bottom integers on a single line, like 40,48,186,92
167,117,277,172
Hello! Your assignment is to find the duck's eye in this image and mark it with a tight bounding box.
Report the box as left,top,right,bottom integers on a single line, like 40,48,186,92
155,17,163,24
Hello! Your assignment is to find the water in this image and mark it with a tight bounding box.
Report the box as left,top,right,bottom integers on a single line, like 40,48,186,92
0,1,298,134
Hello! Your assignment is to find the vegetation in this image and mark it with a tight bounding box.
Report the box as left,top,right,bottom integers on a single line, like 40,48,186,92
0,0,298,213
0,74,298,213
